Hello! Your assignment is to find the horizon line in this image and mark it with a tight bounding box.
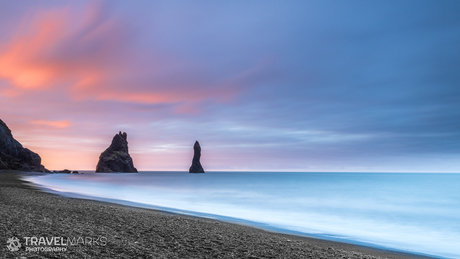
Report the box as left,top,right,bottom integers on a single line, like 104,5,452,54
44,169,460,174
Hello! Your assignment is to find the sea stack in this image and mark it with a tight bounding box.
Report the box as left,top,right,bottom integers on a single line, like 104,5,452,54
96,131,138,173
189,141,205,173
0,119,46,172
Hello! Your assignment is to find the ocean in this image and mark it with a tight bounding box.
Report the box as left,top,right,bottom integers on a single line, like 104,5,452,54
24,171,460,258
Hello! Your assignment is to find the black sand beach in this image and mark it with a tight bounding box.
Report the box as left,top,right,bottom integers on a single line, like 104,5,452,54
1,171,435,259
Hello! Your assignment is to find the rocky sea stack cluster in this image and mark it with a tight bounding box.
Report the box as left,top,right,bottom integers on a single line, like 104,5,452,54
189,141,205,173
0,119,46,172
96,131,138,173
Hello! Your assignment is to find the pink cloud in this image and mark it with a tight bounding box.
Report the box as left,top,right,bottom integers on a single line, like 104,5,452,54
0,7,75,90
0,3,248,109
31,120,71,128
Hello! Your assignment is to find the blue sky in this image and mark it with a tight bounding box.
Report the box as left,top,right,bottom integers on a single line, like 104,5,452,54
0,1,459,171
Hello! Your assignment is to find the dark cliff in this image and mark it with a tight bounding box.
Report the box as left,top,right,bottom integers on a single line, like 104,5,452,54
0,119,46,172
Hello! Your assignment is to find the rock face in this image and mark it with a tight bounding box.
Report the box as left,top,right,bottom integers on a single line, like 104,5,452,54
189,141,205,173
96,132,137,173
0,119,46,172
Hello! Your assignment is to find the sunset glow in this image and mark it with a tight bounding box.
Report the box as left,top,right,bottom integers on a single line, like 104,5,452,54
1,1,459,171
31,120,70,128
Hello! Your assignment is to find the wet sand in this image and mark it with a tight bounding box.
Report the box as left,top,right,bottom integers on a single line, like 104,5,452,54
0,170,436,259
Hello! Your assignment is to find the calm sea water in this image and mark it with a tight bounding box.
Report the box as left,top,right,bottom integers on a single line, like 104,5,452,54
25,172,460,258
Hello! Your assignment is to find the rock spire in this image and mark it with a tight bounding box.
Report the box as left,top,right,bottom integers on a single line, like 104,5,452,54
96,131,137,173
189,141,204,173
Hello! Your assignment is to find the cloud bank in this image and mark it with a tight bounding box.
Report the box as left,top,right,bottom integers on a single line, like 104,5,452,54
1,1,459,172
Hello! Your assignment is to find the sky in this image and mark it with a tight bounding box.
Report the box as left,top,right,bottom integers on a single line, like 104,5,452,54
0,1,459,172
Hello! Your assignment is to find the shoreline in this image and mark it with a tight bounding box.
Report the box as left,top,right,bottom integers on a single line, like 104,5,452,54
18,181,440,258
1,170,437,259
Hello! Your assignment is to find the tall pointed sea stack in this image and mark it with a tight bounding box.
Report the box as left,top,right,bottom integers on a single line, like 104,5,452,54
189,141,204,173
0,119,46,172
96,131,137,173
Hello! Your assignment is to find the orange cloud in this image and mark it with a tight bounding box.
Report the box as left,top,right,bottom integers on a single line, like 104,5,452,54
96,92,179,104
0,4,120,92
0,3,248,110
0,8,69,89
91,85,237,104
31,120,70,128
